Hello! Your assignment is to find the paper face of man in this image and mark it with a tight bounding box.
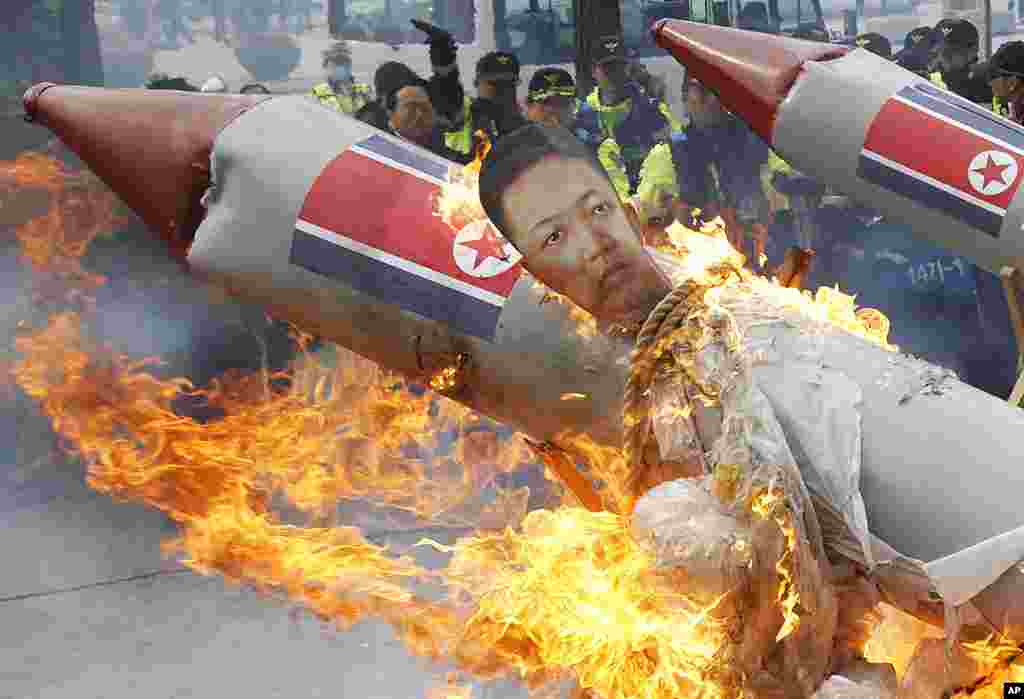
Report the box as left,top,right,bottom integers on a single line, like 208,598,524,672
499,154,669,325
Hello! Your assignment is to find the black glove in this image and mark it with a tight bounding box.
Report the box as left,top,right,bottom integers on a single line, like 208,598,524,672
429,32,458,67
411,19,458,67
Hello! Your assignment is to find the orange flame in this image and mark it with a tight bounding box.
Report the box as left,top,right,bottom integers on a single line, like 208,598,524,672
750,488,801,642
13,309,733,697
435,131,493,231
1,152,131,310
466,131,492,176
430,507,732,698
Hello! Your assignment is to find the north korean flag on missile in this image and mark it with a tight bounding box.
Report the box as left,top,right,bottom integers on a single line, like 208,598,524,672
858,82,1024,239
289,133,522,341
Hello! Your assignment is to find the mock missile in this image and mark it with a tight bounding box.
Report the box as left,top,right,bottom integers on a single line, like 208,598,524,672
20,84,1024,639
652,20,1024,278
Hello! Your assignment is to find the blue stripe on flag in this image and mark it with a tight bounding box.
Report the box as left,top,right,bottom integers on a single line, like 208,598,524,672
900,84,1024,153
858,155,1003,238
355,134,452,183
289,228,502,340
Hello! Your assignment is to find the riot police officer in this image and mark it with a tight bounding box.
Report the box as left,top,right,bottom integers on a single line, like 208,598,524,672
311,42,372,115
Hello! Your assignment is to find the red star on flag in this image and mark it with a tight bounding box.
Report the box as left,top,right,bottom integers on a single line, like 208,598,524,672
973,154,1012,190
460,227,509,270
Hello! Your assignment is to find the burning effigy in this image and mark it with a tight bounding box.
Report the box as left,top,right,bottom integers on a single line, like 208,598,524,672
10,84,1024,697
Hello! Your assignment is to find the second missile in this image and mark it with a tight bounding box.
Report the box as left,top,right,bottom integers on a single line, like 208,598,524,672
653,20,1024,277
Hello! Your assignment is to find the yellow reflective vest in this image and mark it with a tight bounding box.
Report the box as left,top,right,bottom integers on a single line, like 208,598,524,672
598,139,632,202
762,149,794,214
634,142,677,221
658,100,685,135
928,71,1004,115
444,96,476,155
447,96,585,155
311,82,371,115
993,96,1010,119
585,91,642,199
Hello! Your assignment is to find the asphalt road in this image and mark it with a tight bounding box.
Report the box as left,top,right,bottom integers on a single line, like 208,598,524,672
0,221,531,699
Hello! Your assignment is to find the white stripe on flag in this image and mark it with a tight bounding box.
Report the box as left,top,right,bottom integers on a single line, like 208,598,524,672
349,145,448,187
860,148,1008,216
892,94,1024,158
295,218,506,308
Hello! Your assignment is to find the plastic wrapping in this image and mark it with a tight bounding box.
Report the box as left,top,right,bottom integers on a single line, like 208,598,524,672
712,281,876,567
646,254,872,572
655,289,824,561
748,359,873,568
630,475,756,577
635,268,839,696
629,472,806,692
649,367,704,465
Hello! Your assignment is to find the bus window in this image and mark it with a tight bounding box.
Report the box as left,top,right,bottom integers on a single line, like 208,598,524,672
638,0,691,25
628,1,690,52
773,0,805,30
737,0,822,32
435,0,477,42
689,0,709,22
337,0,476,44
503,0,700,64
712,0,730,24
736,0,778,30
550,0,576,57
622,0,648,47
503,1,566,65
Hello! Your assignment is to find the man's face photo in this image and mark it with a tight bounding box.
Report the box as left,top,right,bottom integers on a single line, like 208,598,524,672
499,154,664,325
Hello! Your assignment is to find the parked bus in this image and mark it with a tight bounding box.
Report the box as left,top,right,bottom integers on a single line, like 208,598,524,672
319,0,826,111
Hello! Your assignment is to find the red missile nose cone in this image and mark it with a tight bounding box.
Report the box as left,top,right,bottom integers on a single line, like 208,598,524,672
652,20,847,143
22,83,271,261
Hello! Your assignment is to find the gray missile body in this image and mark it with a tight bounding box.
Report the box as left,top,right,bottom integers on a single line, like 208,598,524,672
21,84,1024,637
